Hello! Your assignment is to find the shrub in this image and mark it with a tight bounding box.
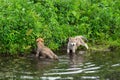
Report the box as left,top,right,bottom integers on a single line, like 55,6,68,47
0,0,120,55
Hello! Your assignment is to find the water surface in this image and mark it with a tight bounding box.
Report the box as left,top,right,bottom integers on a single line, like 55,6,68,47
0,50,120,80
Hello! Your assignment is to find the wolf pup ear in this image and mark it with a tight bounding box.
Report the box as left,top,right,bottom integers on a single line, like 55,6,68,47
36,38,44,42
36,38,40,42
75,38,78,40
40,38,44,42
68,37,72,41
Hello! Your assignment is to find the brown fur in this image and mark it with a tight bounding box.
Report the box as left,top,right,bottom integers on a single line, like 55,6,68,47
36,38,58,60
67,36,88,54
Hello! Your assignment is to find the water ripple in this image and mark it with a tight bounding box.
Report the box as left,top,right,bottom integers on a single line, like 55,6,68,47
111,63,120,67
81,76,99,80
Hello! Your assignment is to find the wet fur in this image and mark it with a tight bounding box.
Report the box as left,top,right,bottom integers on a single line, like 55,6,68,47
36,38,58,60
67,36,88,54
67,37,77,54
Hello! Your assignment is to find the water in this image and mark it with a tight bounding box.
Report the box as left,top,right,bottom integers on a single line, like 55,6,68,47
0,50,120,80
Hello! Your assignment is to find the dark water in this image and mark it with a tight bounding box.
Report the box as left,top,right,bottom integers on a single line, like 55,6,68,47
0,50,120,80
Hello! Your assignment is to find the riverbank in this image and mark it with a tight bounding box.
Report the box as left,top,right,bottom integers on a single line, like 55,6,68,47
89,42,120,52
0,40,120,57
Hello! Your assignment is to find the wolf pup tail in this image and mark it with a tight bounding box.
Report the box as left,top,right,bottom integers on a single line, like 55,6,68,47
81,36,88,42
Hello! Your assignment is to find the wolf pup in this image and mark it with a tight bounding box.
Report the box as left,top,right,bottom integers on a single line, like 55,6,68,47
67,36,88,54
36,38,58,60
67,37,77,54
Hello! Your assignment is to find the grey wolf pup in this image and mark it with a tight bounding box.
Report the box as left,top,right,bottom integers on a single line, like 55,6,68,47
67,36,88,54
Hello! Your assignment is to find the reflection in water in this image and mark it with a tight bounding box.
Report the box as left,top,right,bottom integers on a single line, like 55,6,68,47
43,50,120,80
0,50,120,80
68,51,85,68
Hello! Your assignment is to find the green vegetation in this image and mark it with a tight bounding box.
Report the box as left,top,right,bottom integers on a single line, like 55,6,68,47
0,0,120,55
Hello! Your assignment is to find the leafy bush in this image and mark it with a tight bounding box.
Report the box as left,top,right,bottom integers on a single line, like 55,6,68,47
0,0,120,55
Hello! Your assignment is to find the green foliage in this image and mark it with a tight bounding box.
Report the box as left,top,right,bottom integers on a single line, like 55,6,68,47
0,0,120,55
